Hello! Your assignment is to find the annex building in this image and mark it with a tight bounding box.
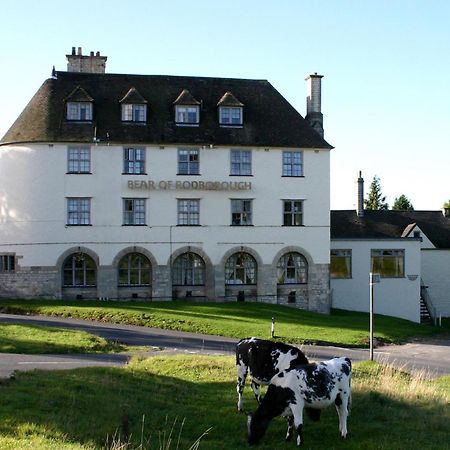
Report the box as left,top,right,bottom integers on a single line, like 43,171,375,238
0,48,333,312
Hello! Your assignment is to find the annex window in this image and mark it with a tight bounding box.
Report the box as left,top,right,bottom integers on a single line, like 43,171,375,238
371,249,405,278
0,254,15,272
63,253,96,287
225,252,257,285
219,107,243,126
277,252,308,284
172,252,205,285
230,150,252,175
68,146,91,173
123,199,146,225
178,148,199,175
66,102,93,121
123,147,145,174
331,249,352,279
118,253,151,286
231,199,252,225
177,199,200,225
175,105,199,125
282,151,303,177
283,200,303,226
121,104,147,122
67,198,91,225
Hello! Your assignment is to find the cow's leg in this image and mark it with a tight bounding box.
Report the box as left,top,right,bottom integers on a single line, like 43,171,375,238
250,379,262,404
236,362,248,411
285,415,294,441
289,403,305,447
335,393,349,438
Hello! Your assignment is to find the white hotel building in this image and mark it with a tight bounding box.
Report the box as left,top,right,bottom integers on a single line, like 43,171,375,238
0,48,333,312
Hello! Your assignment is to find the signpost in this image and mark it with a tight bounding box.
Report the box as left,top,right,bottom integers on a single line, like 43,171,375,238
369,273,380,361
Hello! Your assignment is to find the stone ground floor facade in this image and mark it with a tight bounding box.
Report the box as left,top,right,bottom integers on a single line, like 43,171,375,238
0,244,331,314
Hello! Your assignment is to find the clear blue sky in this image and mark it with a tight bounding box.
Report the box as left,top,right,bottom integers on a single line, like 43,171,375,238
1,0,449,210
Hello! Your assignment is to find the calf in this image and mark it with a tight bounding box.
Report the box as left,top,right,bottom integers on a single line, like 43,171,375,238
247,357,352,447
236,337,309,412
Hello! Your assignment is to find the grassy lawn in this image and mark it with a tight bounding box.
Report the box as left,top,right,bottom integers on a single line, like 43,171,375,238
0,324,129,354
1,299,449,347
0,355,448,449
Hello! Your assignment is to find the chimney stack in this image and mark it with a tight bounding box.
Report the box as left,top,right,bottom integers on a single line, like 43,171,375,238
357,171,364,217
66,47,107,74
305,73,324,137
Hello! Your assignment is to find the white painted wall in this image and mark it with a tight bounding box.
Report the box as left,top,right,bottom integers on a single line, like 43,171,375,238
0,143,330,267
330,239,422,323
421,249,450,317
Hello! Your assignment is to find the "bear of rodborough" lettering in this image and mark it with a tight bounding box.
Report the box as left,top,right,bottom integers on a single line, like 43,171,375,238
127,180,252,191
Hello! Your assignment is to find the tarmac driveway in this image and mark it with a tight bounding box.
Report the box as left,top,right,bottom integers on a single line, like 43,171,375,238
0,313,449,379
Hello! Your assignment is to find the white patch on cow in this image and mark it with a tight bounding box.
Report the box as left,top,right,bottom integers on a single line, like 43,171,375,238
271,349,299,375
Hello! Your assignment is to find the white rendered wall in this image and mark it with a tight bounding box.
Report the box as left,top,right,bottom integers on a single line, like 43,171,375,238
330,239,422,323
421,249,450,317
0,143,330,268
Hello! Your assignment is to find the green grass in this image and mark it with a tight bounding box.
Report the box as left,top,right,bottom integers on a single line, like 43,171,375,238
0,323,129,354
0,355,448,449
1,299,449,347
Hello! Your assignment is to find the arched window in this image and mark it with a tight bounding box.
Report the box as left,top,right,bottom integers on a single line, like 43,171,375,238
118,253,151,286
63,253,96,287
225,252,257,285
172,252,205,285
277,252,308,284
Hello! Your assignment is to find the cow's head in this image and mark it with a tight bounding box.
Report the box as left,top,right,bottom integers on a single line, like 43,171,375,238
247,412,270,445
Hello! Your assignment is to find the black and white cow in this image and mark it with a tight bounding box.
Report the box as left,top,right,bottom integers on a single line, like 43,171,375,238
236,337,309,411
247,357,352,447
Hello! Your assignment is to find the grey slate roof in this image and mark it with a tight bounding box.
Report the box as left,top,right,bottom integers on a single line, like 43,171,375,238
331,210,450,249
0,71,333,149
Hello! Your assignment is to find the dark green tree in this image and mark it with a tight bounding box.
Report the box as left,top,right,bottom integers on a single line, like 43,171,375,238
392,194,414,210
444,199,450,209
364,175,389,210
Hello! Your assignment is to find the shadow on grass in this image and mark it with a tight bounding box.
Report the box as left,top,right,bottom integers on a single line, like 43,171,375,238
0,356,449,450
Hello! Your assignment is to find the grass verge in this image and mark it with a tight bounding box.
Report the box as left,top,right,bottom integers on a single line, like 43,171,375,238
0,324,129,354
0,299,449,347
0,355,448,449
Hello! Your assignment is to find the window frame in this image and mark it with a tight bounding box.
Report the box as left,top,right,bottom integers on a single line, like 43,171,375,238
225,252,257,285
66,102,93,121
175,105,200,125
123,198,146,226
219,106,243,126
66,197,91,226
67,146,91,174
118,253,152,286
283,199,304,226
0,254,15,272
121,103,147,123
172,252,205,286
282,151,304,177
123,147,146,175
330,249,352,279
231,199,253,226
277,252,308,284
177,148,200,175
371,249,405,278
177,199,200,226
230,150,252,176
63,253,96,287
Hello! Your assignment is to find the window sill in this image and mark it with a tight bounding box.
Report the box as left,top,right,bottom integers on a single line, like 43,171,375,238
122,173,148,176
175,123,200,127
281,175,305,178
65,224,92,227
229,174,253,177
66,172,92,175
122,224,148,227
282,225,305,227
220,124,243,128
176,224,202,227
230,224,254,227
176,173,201,176
66,120,93,123
121,121,147,125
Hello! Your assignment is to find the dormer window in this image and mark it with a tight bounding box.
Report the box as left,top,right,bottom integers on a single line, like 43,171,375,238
120,88,148,123
173,89,200,126
64,86,94,122
122,104,146,122
217,91,244,127
67,102,93,121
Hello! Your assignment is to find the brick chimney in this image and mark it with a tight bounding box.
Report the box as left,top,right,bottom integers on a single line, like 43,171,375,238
357,171,364,217
305,73,324,137
66,47,107,73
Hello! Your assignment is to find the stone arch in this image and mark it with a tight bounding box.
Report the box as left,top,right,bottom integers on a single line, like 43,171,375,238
112,246,158,270
168,246,214,300
271,246,314,268
219,246,263,270
56,246,100,272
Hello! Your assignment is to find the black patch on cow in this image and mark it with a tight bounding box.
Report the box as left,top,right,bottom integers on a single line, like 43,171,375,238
278,372,284,378
303,364,334,400
335,393,342,407
341,361,351,376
